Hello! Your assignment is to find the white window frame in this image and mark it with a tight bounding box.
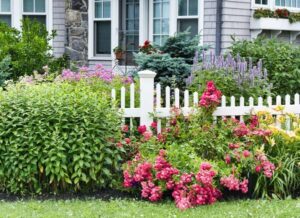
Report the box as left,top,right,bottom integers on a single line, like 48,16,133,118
176,0,204,45
9,0,53,32
274,0,300,11
0,0,12,26
88,0,119,61
252,0,300,12
149,0,171,46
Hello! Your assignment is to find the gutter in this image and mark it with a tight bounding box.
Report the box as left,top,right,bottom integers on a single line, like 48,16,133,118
215,0,223,55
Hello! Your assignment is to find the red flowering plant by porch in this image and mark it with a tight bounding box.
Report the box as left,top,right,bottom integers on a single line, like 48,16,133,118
119,81,276,209
139,40,157,54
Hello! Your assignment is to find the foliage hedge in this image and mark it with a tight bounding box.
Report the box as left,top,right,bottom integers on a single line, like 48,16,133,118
0,81,123,194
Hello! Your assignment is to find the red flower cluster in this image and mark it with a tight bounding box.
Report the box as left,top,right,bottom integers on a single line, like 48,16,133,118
220,175,249,193
275,8,289,18
123,151,221,210
255,154,275,178
199,81,222,108
138,125,147,134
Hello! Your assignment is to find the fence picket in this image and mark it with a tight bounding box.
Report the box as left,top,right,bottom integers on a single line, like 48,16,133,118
184,90,189,108
130,83,135,108
111,89,116,102
193,92,198,106
267,96,272,107
121,87,126,109
240,97,245,122
249,97,254,107
221,96,226,107
156,83,161,108
175,88,180,108
258,97,263,106
166,86,170,109
230,96,235,119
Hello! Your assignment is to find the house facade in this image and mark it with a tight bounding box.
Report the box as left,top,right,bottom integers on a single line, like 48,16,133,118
1,0,300,68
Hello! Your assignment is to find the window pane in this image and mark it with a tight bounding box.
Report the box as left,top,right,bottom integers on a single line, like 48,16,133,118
275,0,280,5
298,0,300,7
162,2,169,18
154,3,160,18
153,36,160,45
0,15,11,26
178,19,198,37
103,1,110,18
162,18,169,34
36,0,45,12
126,20,134,30
178,0,187,16
127,4,134,19
95,2,102,18
262,0,268,4
95,21,111,54
1,0,11,12
189,0,198,15
154,20,161,34
24,0,34,12
23,15,46,25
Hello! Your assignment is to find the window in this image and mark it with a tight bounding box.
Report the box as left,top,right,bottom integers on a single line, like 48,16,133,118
178,0,198,16
255,0,268,5
94,0,111,55
276,0,300,8
23,0,46,25
153,0,169,46
178,0,198,37
0,0,11,26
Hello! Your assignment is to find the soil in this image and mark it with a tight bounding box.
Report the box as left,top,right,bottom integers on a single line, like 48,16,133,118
0,189,140,202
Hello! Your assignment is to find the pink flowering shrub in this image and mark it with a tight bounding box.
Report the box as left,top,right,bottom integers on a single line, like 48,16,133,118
119,82,279,208
123,151,221,210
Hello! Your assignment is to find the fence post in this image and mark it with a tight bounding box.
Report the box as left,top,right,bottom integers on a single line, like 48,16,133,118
138,70,156,129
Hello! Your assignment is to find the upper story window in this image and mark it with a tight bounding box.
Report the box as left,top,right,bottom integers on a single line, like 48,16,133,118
23,0,47,25
275,0,300,8
178,0,198,37
255,0,268,5
153,0,169,46
94,0,111,55
178,0,198,16
0,0,11,26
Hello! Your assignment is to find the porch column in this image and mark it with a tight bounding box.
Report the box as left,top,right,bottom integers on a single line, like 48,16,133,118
111,0,119,65
139,0,149,44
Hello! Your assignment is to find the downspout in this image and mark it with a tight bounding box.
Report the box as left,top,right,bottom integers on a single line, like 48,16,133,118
215,0,223,55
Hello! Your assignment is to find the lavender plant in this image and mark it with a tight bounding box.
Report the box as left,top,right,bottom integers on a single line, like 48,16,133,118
189,51,271,102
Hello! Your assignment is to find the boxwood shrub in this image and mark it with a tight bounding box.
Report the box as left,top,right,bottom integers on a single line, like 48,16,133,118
0,81,123,194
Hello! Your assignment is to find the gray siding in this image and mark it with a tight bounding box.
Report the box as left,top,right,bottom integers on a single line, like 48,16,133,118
203,0,217,49
221,0,251,51
53,0,66,57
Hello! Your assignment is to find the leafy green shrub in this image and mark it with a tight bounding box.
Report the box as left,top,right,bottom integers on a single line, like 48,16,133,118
134,31,205,89
0,80,124,194
134,53,190,89
230,37,300,96
0,19,68,82
160,31,203,64
0,56,12,86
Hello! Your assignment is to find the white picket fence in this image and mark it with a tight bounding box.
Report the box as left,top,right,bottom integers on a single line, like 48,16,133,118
111,70,300,132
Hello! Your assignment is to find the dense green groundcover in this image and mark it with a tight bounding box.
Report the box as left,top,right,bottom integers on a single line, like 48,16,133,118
0,199,299,218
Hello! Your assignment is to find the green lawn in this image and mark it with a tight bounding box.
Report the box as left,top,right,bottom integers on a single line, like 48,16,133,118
0,198,299,218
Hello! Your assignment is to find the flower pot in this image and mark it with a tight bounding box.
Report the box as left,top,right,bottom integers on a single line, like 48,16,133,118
115,51,123,60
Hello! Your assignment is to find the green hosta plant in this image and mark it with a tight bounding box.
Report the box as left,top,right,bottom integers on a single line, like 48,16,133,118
0,80,124,194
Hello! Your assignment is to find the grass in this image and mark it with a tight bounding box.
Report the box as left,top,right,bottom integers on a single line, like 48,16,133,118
0,198,299,218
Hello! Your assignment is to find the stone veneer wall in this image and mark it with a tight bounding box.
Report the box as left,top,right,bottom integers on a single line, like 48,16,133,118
65,0,89,66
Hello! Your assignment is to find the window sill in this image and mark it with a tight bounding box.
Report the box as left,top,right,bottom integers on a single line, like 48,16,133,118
89,56,113,61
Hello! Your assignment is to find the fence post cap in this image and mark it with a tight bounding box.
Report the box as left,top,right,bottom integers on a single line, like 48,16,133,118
138,70,156,78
